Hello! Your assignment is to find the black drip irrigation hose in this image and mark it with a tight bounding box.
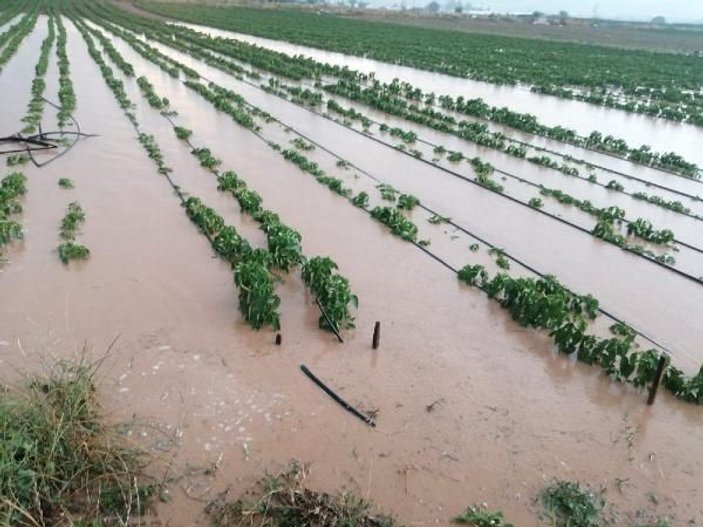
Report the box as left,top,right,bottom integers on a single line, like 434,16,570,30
238,80,703,287
315,297,343,343
300,364,375,428
265,73,703,212
244,92,682,358
348,76,703,187
97,18,683,360
155,26,703,193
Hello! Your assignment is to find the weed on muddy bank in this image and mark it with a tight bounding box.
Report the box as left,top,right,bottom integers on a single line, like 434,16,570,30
205,462,397,527
0,359,158,526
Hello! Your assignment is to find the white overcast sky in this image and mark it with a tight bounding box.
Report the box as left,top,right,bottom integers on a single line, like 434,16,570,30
481,0,703,22
379,0,703,22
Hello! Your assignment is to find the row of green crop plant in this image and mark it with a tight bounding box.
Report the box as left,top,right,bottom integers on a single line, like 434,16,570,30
92,6,703,393
132,2,703,98
97,13,692,277
326,77,701,179
322,84,703,222
136,75,171,112
69,15,284,330
96,0,703,226
457,264,703,404
53,12,76,127
57,201,89,264
75,13,358,333
246,70,703,223
537,188,677,249
0,4,39,75
132,1,703,128
0,0,30,27
339,100,694,274
300,86,697,256
263,76,691,267
0,172,27,257
532,83,703,127
21,16,54,134
72,17,137,125
85,17,190,79
86,2,703,181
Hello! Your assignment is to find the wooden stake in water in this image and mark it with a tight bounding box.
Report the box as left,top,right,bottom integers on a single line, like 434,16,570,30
647,354,668,406
372,321,381,349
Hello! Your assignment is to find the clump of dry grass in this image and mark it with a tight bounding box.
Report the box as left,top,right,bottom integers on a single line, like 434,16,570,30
0,358,158,526
205,462,397,527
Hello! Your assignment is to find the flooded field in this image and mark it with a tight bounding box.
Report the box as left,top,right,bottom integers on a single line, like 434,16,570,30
1,3,702,526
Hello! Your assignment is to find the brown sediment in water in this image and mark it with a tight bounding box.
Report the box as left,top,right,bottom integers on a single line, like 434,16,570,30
0,15,701,527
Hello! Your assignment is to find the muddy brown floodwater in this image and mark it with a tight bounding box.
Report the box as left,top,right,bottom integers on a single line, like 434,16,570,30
120,31,703,368
0,15,702,527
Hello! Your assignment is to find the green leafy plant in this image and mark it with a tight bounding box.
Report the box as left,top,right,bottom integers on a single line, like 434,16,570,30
352,191,370,208
233,259,281,330
429,214,450,224
57,241,90,264
541,480,602,527
302,256,357,330
377,183,399,202
174,126,193,140
397,193,420,210
58,178,74,189
454,505,513,527
371,206,418,241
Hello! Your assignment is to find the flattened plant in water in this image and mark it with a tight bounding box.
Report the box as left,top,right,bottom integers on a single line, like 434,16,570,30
302,256,358,331
58,177,75,189
371,206,418,241
454,504,514,527
206,462,395,527
541,480,602,527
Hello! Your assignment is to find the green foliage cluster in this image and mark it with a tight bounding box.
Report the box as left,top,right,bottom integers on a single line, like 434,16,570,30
541,481,602,527
458,264,703,403
55,14,77,126
370,206,418,241
138,133,171,174
454,505,513,527
174,126,193,140
0,172,27,248
191,147,221,170
58,201,90,264
137,75,170,110
137,2,703,129
0,5,39,76
0,360,157,525
21,16,54,134
302,256,358,331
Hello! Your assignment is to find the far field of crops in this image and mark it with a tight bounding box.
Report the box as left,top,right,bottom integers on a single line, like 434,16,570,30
1,1,702,526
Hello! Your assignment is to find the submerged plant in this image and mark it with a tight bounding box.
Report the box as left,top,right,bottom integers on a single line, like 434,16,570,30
541,480,602,527
371,206,418,241
454,505,513,527
57,241,90,264
58,177,75,189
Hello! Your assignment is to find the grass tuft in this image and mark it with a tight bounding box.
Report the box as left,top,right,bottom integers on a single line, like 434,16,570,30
0,359,157,525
